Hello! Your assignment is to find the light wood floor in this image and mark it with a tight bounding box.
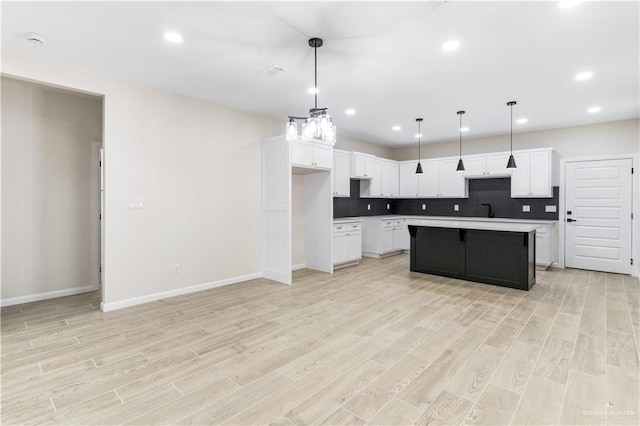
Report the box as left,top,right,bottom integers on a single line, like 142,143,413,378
1,254,639,425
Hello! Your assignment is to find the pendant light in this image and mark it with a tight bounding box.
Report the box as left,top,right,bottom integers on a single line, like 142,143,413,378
415,118,424,174
506,101,517,169
285,38,336,144
456,110,466,172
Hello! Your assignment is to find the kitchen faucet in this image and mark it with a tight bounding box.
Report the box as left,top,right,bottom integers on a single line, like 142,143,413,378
481,203,495,218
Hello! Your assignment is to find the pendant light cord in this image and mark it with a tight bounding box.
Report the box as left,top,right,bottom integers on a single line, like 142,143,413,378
314,46,318,110
459,113,463,157
418,120,421,160
510,103,513,152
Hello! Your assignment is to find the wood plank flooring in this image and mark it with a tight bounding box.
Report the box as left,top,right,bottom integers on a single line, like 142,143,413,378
1,254,639,425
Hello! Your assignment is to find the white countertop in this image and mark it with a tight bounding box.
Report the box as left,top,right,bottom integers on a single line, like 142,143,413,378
406,219,538,233
339,215,557,225
333,218,362,224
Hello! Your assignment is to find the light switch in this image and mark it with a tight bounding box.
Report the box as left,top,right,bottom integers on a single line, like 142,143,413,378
522,205,530,213
422,204,427,210
129,199,144,209
454,204,459,211
545,205,557,213
386,203,390,210
367,204,371,211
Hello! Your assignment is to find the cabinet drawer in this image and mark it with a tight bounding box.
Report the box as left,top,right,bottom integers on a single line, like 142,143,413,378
382,220,394,229
333,224,347,233
334,222,361,233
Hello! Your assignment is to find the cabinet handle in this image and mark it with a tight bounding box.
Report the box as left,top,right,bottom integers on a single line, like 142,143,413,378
352,225,358,228
336,226,343,229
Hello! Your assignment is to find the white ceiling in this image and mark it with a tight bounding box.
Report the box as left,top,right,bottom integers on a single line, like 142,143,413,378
2,1,638,147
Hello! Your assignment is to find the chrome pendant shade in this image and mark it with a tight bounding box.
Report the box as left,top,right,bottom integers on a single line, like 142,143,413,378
456,110,466,172
506,101,517,169
285,38,336,144
415,118,424,174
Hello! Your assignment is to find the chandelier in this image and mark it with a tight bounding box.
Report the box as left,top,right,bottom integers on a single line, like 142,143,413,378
285,38,336,144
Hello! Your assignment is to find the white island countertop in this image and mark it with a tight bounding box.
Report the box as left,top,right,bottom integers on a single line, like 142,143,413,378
406,219,539,233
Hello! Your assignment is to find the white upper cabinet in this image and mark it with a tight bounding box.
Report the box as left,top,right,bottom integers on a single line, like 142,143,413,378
510,149,554,198
416,159,465,198
351,152,377,178
291,139,333,169
399,161,420,197
463,153,512,177
438,158,466,198
378,159,399,197
418,160,440,197
332,150,351,197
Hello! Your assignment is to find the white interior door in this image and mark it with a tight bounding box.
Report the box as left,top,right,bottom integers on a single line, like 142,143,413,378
565,158,633,274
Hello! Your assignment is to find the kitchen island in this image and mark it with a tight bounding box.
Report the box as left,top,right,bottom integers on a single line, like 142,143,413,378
408,220,537,290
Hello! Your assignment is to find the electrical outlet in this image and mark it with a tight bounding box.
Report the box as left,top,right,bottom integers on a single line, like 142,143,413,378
367,204,371,211
172,264,180,274
545,205,557,213
522,205,531,213
386,203,390,210
422,204,427,210
454,204,459,211
128,198,144,209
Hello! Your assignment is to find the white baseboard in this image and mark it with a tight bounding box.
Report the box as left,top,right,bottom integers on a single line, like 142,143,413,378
1,284,100,307
292,263,306,271
100,272,263,312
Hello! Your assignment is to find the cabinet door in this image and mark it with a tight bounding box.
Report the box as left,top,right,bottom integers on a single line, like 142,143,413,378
399,162,420,197
368,161,382,197
535,230,550,266
382,228,394,253
313,143,333,169
345,231,362,261
332,232,346,264
387,161,399,197
510,152,531,197
463,156,487,177
529,151,552,197
418,161,439,197
333,151,351,197
291,140,313,167
392,227,404,251
352,154,367,178
439,158,466,197
486,154,511,176
364,156,377,178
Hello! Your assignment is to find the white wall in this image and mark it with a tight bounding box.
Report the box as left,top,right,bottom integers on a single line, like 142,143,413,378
1,52,387,309
1,77,103,302
392,118,640,161
336,135,395,159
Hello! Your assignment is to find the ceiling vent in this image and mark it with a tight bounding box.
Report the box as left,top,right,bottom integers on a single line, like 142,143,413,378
258,65,286,77
427,1,448,10
26,32,46,45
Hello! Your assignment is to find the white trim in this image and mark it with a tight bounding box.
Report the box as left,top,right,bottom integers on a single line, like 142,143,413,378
99,272,263,312
560,153,638,276
292,263,306,271
1,284,100,307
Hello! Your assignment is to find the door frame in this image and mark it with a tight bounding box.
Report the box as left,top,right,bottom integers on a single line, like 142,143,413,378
559,153,639,275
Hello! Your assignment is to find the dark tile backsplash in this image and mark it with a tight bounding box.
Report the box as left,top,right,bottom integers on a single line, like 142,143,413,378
334,178,559,220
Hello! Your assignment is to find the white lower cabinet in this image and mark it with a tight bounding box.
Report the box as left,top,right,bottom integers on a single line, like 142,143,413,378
333,220,362,268
535,223,555,268
361,217,405,258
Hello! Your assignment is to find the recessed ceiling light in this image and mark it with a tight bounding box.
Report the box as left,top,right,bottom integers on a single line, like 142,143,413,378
460,127,469,132
392,125,401,131
516,118,528,124
164,32,183,43
442,40,461,52
559,0,582,9
575,71,593,81
588,106,601,113
345,108,356,116
414,133,423,138
307,87,319,94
